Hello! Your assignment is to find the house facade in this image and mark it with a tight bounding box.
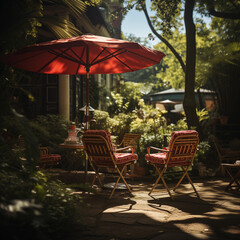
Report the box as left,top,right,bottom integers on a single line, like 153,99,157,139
17,1,123,123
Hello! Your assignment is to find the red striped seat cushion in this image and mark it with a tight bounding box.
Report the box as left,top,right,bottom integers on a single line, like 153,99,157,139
145,153,167,164
41,154,61,165
115,153,138,164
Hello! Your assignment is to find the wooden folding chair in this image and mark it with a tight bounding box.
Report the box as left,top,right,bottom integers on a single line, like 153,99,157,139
221,163,240,191
39,147,61,168
145,130,199,199
212,136,240,175
115,133,141,149
114,133,141,175
82,130,138,198
18,135,25,149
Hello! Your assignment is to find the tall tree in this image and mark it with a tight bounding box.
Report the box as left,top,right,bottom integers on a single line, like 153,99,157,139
184,0,199,129
198,0,240,20
125,0,200,130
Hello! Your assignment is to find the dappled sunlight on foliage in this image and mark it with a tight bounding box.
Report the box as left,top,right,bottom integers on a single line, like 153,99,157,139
0,112,83,239
30,114,69,151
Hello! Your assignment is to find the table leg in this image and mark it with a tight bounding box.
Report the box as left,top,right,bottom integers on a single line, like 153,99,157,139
225,168,240,191
85,154,88,182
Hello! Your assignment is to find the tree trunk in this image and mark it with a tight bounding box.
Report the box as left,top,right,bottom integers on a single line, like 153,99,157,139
184,0,200,133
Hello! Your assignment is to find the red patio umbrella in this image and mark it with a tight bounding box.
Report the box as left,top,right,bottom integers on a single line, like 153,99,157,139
1,34,165,129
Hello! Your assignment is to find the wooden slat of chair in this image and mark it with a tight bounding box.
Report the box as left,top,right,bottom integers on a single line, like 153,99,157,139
114,133,141,175
39,147,61,168
116,133,141,148
40,147,49,156
18,135,25,148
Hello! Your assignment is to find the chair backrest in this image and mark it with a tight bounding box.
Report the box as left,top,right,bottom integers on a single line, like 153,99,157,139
121,133,141,147
167,130,199,166
211,135,224,157
39,147,49,156
82,130,116,167
18,135,25,148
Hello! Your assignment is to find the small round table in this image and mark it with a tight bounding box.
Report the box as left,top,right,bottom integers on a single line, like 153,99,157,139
59,143,88,181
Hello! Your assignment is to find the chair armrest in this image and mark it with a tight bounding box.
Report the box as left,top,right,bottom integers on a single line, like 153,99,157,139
147,146,169,156
114,146,135,154
113,143,122,148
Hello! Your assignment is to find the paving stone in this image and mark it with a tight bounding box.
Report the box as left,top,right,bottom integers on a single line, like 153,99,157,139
74,178,240,240
101,213,137,224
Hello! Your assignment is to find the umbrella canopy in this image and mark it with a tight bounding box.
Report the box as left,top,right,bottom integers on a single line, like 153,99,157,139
2,34,165,75
1,34,165,128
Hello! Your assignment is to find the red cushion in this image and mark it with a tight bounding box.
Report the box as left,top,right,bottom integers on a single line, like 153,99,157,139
41,154,61,166
41,154,61,161
115,153,138,164
145,153,167,164
90,156,114,167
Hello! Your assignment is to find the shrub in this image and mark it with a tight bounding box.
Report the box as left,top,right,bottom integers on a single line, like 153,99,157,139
0,166,83,239
111,113,136,140
93,110,110,130
0,113,83,239
30,114,69,151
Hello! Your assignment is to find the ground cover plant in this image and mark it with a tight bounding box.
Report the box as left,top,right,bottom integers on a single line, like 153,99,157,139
0,112,84,240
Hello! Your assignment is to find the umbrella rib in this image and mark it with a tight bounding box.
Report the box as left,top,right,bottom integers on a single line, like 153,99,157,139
89,48,134,71
48,49,81,64
91,48,125,65
90,47,113,65
69,48,87,74
104,48,134,71
69,48,86,66
38,47,73,72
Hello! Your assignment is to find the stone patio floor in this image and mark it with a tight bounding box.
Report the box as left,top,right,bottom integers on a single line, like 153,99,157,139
63,175,240,240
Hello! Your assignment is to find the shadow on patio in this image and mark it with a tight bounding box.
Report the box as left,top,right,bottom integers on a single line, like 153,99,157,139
65,177,240,240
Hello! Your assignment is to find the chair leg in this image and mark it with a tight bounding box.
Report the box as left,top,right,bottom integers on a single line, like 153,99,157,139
149,165,173,199
118,165,133,193
109,164,131,199
90,164,103,187
173,166,200,198
172,166,190,191
149,166,165,195
160,174,173,199
185,172,200,198
224,167,240,191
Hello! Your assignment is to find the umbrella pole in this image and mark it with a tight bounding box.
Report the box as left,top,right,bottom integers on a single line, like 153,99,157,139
86,71,90,130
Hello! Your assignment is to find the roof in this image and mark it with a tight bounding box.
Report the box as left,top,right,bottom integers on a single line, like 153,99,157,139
150,88,215,96
160,99,177,104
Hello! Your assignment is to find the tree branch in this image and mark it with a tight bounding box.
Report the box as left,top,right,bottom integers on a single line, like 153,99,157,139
209,7,240,19
141,2,186,73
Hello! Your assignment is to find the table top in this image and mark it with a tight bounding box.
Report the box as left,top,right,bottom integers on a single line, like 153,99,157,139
221,163,240,168
59,143,84,149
